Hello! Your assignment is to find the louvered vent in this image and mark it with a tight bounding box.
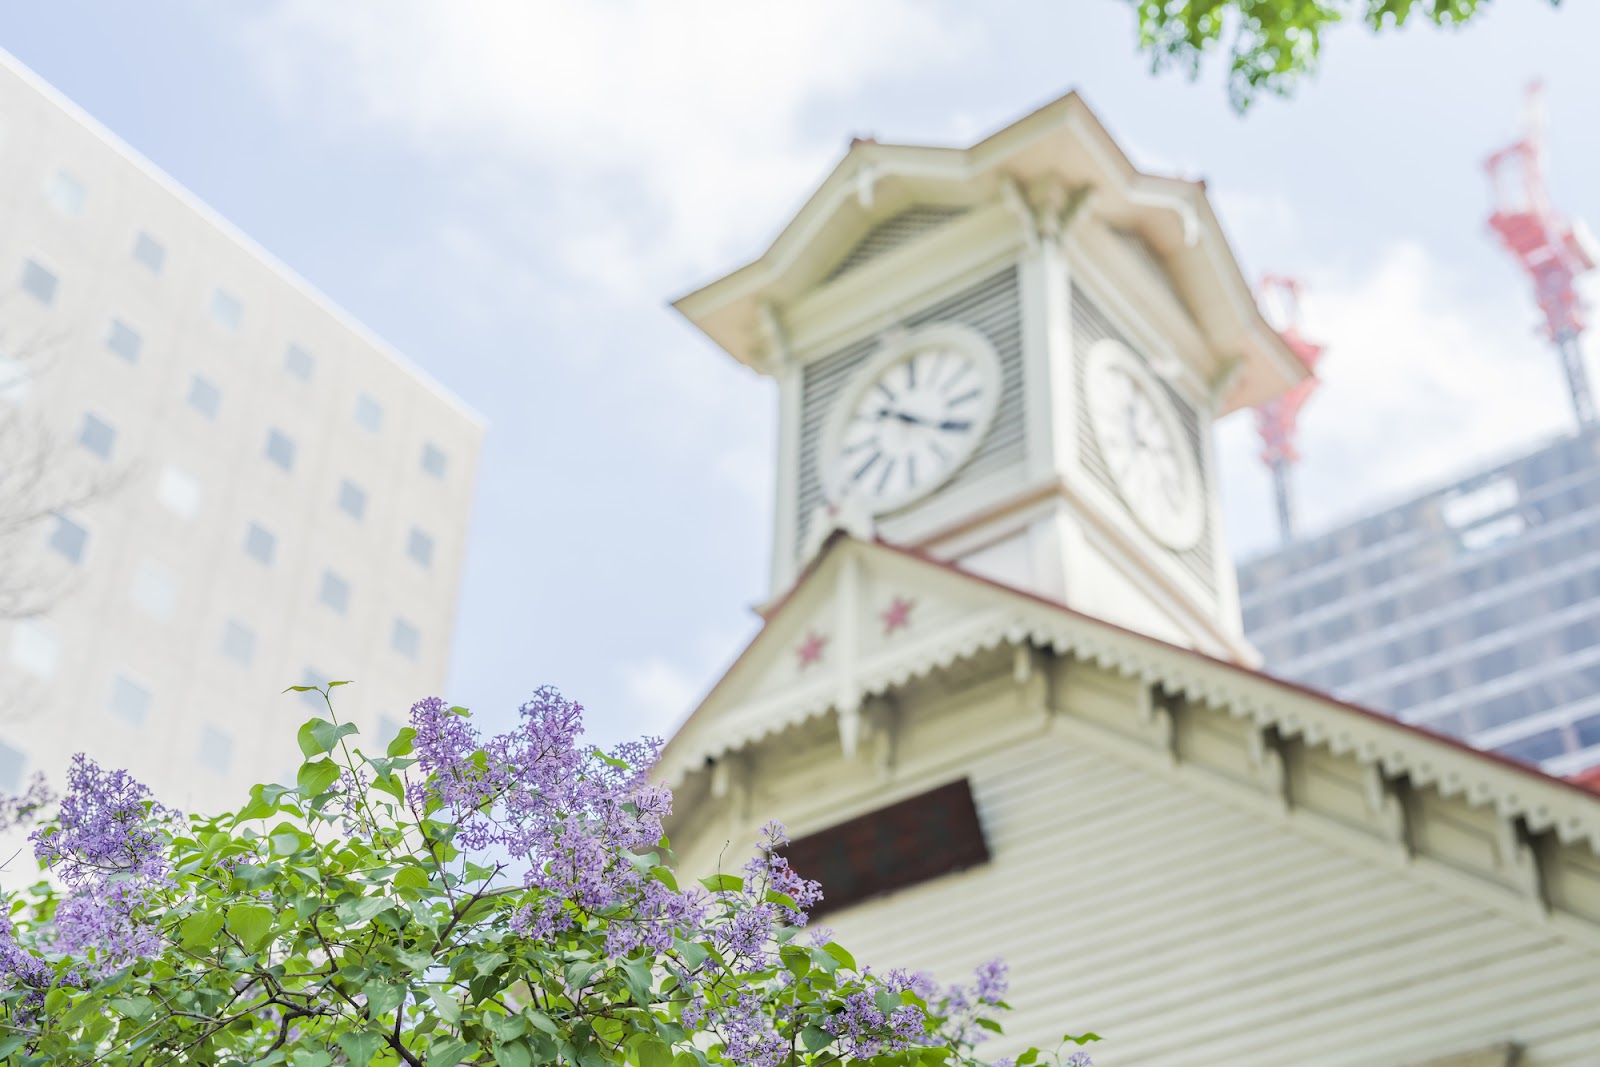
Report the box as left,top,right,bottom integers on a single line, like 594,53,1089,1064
824,205,969,283
1072,284,1217,594
796,267,1025,550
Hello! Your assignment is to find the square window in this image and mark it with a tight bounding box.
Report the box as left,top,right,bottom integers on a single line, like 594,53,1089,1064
0,741,23,792
265,428,296,471
108,674,151,726
407,528,434,568
197,725,233,774
10,620,60,678
210,288,242,331
132,561,178,622
421,442,448,479
187,375,221,419
48,515,87,564
78,412,116,459
319,571,350,614
0,355,30,404
354,393,383,433
158,466,200,519
132,231,166,274
244,522,276,565
337,480,367,520
285,343,314,381
300,668,330,709
376,712,402,745
22,259,57,304
391,618,420,660
106,319,142,363
46,171,86,217
220,619,256,666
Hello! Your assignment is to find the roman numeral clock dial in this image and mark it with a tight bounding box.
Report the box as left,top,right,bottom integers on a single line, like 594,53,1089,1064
1084,339,1206,551
821,324,1002,515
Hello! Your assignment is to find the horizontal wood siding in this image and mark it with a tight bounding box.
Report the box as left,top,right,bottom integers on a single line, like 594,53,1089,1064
758,724,1600,1066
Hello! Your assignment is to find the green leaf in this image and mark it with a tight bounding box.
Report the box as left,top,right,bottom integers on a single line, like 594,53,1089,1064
299,717,360,757
393,947,434,972
109,995,155,1022
1064,1033,1102,1045
226,903,275,951
0,1037,24,1061
362,980,403,1019
800,1027,833,1053
564,959,601,991
427,984,460,1025
387,727,417,757
697,873,741,893
180,910,225,950
635,1035,673,1067
672,937,709,971
486,1012,529,1041
337,1031,384,1067
619,955,654,1006
392,866,429,891
526,1009,558,1035
494,1038,533,1067
429,1037,470,1067
271,830,310,856
297,758,341,797
822,942,856,972
336,896,391,925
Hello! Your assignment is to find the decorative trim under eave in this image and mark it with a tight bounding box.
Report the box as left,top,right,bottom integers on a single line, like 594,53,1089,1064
662,598,1600,854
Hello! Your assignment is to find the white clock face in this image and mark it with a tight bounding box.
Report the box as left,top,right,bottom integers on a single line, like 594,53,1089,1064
821,325,1001,515
1085,340,1205,550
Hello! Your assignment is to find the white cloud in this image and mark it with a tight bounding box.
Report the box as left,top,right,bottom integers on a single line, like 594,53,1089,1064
621,625,751,734
237,0,974,283
1221,240,1572,557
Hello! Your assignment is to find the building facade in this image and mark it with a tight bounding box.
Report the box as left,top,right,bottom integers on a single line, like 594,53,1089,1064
0,52,482,818
660,94,1600,1066
1239,429,1600,778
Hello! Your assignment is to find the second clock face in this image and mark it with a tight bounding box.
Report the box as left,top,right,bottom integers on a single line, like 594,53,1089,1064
824,327,1001,514
1085,339,1205,550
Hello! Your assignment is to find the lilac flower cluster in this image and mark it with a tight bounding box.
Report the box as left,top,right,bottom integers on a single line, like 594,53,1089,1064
937,958,1011,1046
823,987,924,1058
0,914,55,1012
29,754,170,970
714,822,823,972
0,773,53,833
707,992,787,1067
408,688,701,954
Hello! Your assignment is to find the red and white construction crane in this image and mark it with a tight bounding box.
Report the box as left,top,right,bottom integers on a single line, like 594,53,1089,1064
1485,82,1599,427
1255,274,1325,545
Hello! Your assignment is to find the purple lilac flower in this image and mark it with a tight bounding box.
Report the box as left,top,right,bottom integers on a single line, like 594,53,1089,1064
0,914,56,1011
714,992,787,1067
1064,1054,1093,1066
407,687,701,954
27,754,169,974
31,754,167,888
0,773,54,833
974,958,1009,1004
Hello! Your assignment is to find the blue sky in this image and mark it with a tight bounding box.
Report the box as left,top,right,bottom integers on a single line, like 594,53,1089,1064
3,1,1595,745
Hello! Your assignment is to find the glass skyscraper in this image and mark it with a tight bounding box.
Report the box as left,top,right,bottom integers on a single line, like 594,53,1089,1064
1238,429,1600,777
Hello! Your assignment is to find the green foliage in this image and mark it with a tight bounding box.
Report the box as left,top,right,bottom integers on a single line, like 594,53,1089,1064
1130,0,1561,110
0,687,1099,1067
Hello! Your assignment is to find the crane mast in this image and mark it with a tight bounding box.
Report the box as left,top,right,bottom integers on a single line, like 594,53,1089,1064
1254,274,1326,545
1485,82,1599,427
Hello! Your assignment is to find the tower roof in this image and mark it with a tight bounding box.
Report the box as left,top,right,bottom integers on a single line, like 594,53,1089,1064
673,90,1307,414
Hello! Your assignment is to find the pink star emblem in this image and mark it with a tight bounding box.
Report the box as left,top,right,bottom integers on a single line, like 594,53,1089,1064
796,631,828,668
881,596,914,635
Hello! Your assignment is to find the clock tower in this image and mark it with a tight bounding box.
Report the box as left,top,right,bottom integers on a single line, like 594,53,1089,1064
674,93,1306,661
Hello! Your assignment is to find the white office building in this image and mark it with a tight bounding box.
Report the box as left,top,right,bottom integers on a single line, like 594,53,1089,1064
0,52,483,818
